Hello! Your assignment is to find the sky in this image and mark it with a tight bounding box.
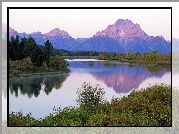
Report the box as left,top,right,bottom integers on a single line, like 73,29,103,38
2,2,178,41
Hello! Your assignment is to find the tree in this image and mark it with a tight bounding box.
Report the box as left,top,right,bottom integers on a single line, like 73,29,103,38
9,36,15,59
23,36,37,58
31,46,44,67
9,35,22,60
19,37,27,59
88,51,94,56
44,40,53,67
48,55,68,71
76,82,106,106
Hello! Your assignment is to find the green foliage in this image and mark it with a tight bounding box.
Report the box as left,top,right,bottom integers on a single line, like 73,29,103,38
44,40,53,67
9,56,69,77
49,55,68,71
9,36,69,77
98,51,171,66
9,57,34,77
23,36,37,58
76,82,106,107
9,35,23,60
9,83,171,126
31,46,44,67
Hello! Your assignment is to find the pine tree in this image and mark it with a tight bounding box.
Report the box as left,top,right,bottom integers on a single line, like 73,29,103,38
44,40,53,67
24,36,37,58
31,46,44,67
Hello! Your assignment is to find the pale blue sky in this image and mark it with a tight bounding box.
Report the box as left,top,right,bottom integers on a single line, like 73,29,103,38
2,2,175,41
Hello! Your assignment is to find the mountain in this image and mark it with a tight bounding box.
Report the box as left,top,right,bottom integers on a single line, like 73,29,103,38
42,28,78,51
92,19,170,53
172,37,179,53
6,19,171,53
8,27,79,51
79,36,124,52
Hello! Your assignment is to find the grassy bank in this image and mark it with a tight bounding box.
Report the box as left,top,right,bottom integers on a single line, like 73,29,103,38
9,83,171,126
9,56,70,78
9,69,70,78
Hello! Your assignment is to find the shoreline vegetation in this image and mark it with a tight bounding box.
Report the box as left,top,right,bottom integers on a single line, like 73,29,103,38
9,83,171,126
9,36,70,78
8,35,171,78
63,50,171,67
64,56,171,66
9,56,70,78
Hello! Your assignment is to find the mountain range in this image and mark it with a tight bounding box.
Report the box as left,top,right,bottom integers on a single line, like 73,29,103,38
4,19,171,53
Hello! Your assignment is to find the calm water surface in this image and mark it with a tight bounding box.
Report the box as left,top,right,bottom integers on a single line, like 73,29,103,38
8,59,171,119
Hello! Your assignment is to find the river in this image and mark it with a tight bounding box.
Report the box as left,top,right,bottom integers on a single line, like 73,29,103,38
8,59,171,119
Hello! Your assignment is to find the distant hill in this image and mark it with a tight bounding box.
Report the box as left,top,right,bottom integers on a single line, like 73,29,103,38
5,19,171,53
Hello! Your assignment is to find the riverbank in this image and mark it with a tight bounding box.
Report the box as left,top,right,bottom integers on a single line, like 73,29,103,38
9,69,70,78
9,83,171,126
64,56,171,66
9,56,70,78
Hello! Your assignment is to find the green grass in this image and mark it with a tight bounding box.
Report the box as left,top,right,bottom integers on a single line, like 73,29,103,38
9,56,70,78
9,83,171,126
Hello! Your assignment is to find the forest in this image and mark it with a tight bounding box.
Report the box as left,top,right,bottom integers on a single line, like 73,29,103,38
9,35,69,77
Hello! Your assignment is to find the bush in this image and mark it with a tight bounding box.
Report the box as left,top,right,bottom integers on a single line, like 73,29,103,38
49,55,68,71
9,83,171,126
76,82,106,107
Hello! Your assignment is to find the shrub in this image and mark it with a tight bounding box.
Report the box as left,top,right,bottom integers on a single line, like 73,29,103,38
49,55,68,71
9,83,171,126
76,82,106,107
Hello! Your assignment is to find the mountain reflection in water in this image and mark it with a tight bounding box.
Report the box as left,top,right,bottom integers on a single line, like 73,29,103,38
9,60,171,119
69,61,171,93
9,61,171,97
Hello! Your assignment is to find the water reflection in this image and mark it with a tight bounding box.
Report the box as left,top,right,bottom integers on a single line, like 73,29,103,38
9,60,171,118
9,61,171,97
9,74,69,98
69,61,171,93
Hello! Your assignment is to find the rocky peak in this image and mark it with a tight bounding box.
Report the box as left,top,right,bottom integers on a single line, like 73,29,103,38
44,28,70,39
114,19,133,26
9,27,18,39
95,19,148,42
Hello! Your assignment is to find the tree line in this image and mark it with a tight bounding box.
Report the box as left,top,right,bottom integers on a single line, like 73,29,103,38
98,51,171,66
9,35,53,67
9,35,69,77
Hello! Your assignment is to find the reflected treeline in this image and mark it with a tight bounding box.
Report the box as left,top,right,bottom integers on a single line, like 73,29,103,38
9,74,69,98
87,61,94,67
69,61,171,72
68,61,171,94
142,66,171,73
